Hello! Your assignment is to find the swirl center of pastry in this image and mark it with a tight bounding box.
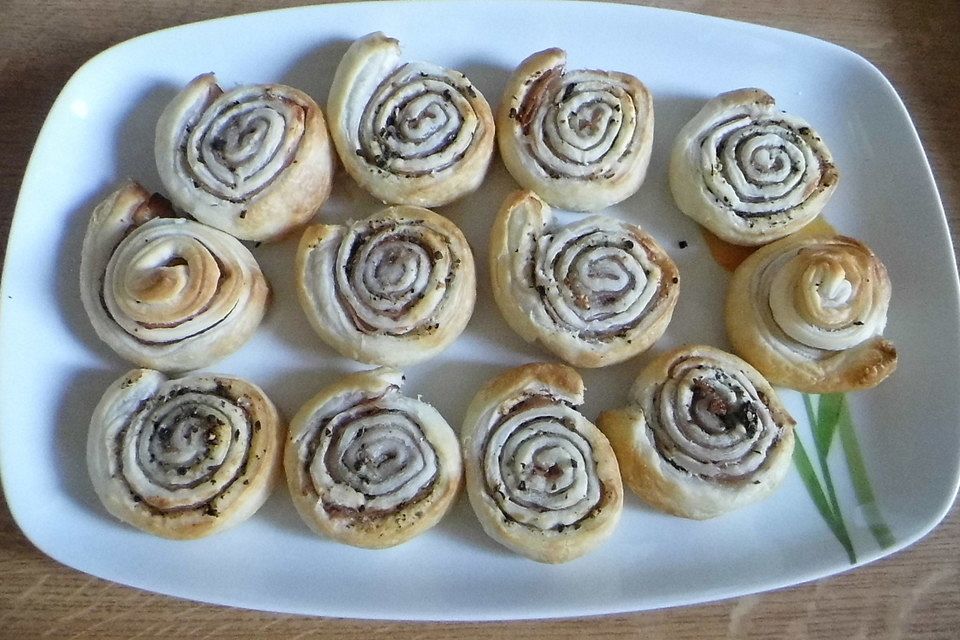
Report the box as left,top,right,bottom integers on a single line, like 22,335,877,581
102,219,252,342
187,93,304,202
529,73,639,174
652,361,778,480
311,405,439,513
398,96,450,140
768,246,883,351
537,225,661,336
336,220,456,335
121,390,251,510
701,118,822,216
572,247,643,298
368,242,426,294
483,401,601,529
359,67,480,175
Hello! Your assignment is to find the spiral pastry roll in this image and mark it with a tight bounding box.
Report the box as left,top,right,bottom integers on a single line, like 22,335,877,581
79,181,269,373
155,73,334,242
491,190,679,367
597,345,794,519
87,369,283,539
497,48,654,212
296,205,476,366
284,367,461,548
669,88,839,245
461,363,623,563
726,233,897,392
327,32,494,207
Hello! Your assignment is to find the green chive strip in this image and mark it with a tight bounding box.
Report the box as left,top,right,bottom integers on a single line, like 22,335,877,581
793,433,857,563
810,393,853,551
836,395,895,549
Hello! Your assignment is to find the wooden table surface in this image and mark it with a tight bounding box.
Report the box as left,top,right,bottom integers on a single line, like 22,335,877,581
1,1,958,637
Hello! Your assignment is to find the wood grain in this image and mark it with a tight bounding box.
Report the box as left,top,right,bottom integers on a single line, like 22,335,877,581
1,1,958,638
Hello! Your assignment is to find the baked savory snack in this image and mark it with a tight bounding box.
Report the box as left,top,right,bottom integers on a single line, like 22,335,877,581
597,344,795,519
497,48,654,212
490,190,679,367
155,73,334,241
284,367,461,548
79,181,269,373
461,363,623,563
726,233,897,392
87,368,283,539
669,88,838,245
296,205,476,366
327,32,494,207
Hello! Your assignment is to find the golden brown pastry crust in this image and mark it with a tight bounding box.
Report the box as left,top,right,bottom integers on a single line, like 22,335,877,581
327,32,494,207
497,48,654,212
461,363,623,563
490,190,679,367
726,233,897,392
284,367,462,548
597,345,795,520
296,205,476,366
669,88,838,245
87,368,283,539
79,181,269,373
155,73,334,242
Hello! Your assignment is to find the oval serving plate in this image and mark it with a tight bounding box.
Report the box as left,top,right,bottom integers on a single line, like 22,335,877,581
1,0,958,621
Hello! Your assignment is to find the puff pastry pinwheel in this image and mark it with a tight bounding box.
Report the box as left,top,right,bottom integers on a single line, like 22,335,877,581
597,345,795,520
155,73,334,242
497,48,654,212
669,88,839,245
491,191,679,367
79,181,269,373
461,363,623,563
327,32,495,207
296,205,476,366
284,367,462,548
726,233,897,392
87,368,283,539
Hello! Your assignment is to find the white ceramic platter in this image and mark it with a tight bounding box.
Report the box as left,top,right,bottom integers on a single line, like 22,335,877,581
2,0,958,621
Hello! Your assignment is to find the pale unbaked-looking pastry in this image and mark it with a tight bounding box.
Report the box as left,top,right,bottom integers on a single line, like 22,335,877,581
726,233,897,392
497,48,654,212
87,368,283,539
669,88,839,245
296,205,476,366
491,190,679,367
597,344,795,520
284,367,462,548
155,73,334,242
327,32,494,207
79,181,269,373
461,363,623,563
